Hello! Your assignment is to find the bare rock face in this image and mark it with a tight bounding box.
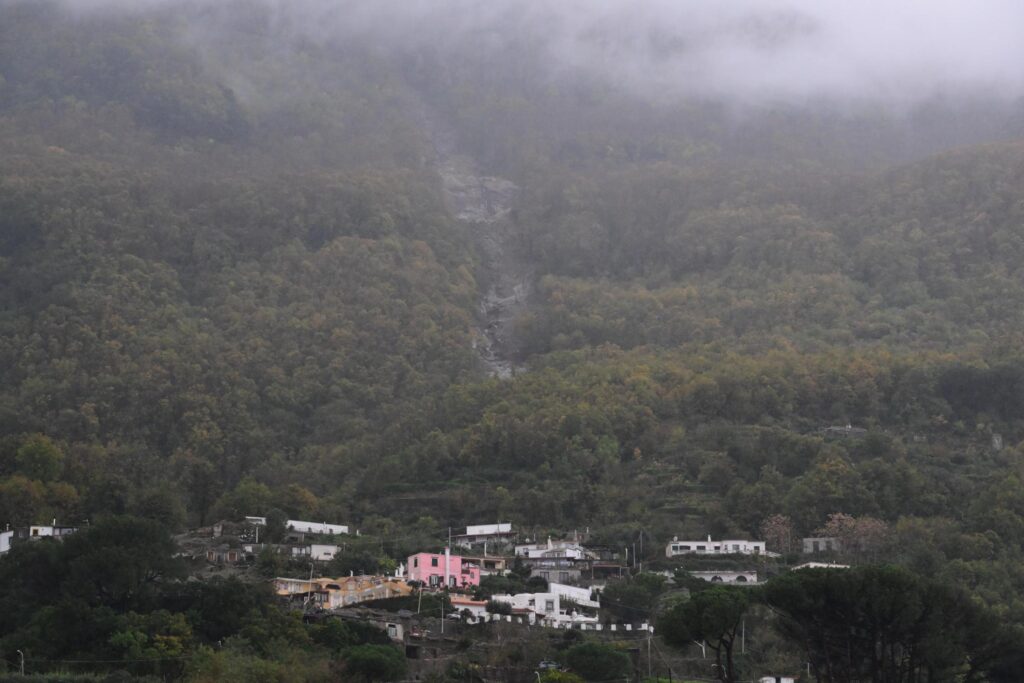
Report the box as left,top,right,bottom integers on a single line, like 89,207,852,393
416,106,531,379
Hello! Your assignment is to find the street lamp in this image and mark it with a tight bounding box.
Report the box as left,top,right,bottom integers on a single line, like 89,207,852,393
16,650,24,676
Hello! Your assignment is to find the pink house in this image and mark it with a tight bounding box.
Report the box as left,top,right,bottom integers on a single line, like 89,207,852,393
407,548,481,588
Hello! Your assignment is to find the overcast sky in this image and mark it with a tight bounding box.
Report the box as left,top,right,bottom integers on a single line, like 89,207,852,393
383,0,1024,103
69,0,1024,105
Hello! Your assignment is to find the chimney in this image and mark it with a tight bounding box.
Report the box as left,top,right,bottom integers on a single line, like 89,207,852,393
707,534,712,543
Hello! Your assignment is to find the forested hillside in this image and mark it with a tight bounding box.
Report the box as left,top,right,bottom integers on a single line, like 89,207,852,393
4,0,1024,652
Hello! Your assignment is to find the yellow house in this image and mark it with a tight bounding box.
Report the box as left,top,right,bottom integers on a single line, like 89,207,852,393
273,575,413,609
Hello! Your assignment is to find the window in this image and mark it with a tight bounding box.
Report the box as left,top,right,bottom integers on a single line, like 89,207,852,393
545,600,555,613
696,545,705,550
431,557,439,567
387,624,398,638
430,575,441,586
680,545,690,551
812,541,820,552
449,576,456,587
732,544,740,551
559,572,569,582
413,558,419,567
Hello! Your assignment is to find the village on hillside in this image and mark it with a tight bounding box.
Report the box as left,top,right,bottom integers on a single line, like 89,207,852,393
2,515,858,681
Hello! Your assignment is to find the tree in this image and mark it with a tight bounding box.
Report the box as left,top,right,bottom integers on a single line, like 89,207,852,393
337,644,407,682
264,508,288,543
564,643,631,682
759,514,794,555
61,516,185,612
15,434,64,482
486,600,512,615
600,573,665,621
762,565,1024,683
660,587,749,683
816,512,889,561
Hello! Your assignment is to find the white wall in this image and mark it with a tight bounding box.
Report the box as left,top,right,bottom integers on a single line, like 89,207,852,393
466,523,512,536
549,583,599,608
287,520,349,535
665,538,765,557
0,530,12,555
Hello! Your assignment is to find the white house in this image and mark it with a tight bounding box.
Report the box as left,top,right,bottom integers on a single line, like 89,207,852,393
286,520,348,535
689,570,758,584
24,524,78,539
291,544,340,562
246,516,349,536
549,582,599,607
450,596,490,620
0,530,12,555
453,523,515,548
665,535,765,557
515,538,590,560
490,582,600,626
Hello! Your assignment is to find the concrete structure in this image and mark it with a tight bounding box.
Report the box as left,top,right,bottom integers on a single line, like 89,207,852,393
457,553,511,576
665,535,765,557
515,538,589,559
490,583,600,626
759,677,796,683
273,575,412,608
793,562,849,571
206,545,242,564
407,548,481,588
516,542,610,583
0,530,12,555
292,544,340,562
689,570,758,584
246,516,349,536
453,523,516,549
18,524,78,540
802,537,842,554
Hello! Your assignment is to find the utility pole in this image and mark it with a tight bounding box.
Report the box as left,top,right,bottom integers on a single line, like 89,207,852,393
741,618,746,654
647,633,653,679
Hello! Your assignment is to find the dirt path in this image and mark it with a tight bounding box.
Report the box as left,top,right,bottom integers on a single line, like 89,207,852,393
415,105,531,378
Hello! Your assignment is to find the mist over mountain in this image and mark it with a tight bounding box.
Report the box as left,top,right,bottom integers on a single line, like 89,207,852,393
4,0,1024,679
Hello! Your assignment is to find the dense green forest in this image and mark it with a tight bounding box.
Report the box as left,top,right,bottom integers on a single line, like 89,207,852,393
3,0,1024,679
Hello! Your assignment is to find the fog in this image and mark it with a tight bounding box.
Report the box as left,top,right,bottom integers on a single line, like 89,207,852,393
61,0,1024,108
193,0,1024,107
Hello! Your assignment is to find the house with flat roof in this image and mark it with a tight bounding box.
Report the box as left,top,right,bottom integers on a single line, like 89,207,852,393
453,523,516,549
665,535,765,557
